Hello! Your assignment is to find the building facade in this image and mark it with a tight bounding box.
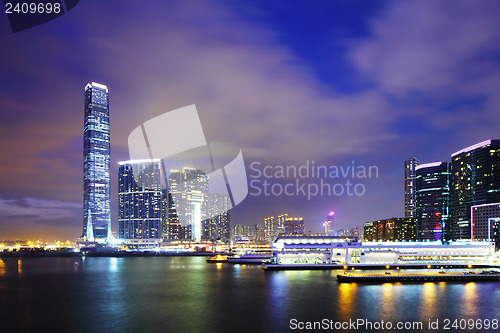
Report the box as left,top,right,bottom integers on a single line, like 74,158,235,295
363,218,416,242
168,168,208,241
82,82,111,242
451,140,500,240
264,216,275,244
471,203,500,242
118,160,163,244
404,156,419,218
415,162,450,241
202,193,231,243
271,236,495,266
285,217,305,236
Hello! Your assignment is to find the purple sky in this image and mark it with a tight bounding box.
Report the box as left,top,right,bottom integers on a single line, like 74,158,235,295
1,0,500,241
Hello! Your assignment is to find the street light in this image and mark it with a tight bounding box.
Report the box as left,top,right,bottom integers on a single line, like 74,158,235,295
427,265,431,273
397,267,400,276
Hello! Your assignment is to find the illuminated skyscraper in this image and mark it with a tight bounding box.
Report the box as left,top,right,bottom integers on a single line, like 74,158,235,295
276,214,287,236
264,216,275,243
415,162,450,241
118,160,163,245
168,168,208,241
202,193,231,243
82,82,111,242
471,203,500,242
363,218,416,242
451,140,500,240
324,211,334,235
162,190,180,241
404,156,418,218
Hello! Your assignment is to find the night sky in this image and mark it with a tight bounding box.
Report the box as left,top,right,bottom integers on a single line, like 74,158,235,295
1,0,500,241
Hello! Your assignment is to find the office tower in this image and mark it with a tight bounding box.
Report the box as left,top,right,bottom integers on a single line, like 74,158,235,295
168,168,208,242
363,218,416,242
118,160,163,243
471,203,500,242
415,162,450,241
404,156,419,218
202,193,231,243
450,140,500,240
324,211,334,235
285,217,305,235
82,82,111,242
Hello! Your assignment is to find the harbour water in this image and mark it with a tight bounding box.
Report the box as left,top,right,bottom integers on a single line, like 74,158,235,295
1,256,499,332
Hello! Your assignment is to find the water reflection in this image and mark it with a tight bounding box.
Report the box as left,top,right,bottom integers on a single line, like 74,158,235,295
461,283,477,317
420,283,437,319
0,259,5,276
1,258,499,333
267,273,289,323
109,257,119,272
338,283,357,320
380,283,395,317
17,259,22,275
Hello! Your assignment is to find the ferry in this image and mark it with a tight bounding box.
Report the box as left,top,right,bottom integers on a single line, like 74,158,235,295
206,254,230,263
226,253,272,264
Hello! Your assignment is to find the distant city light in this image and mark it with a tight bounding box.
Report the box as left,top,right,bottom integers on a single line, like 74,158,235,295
329,211,335,216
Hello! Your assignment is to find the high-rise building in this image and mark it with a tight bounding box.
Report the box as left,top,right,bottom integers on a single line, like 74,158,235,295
202,193,231,243
450,140,500,240
404,156,419,218
415,162,450,241
471,203,500,242
162,190,180,241
264,213,288,241
363,218,416,242
118,160,163,245
264,216,275,243
168,168,208,242
276,214,287,236
82,82,111,242
285,217,305,235
324,211,334,235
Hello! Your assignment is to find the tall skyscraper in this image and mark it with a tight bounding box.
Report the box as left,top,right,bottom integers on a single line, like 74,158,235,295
276,214,287,236
415,162,450,241
168,168,208,242
202,193,231,243
404,156,419,218
82,82,111,242
324,211,334,235
264,216,275,243
162,190,180,241
450,140,500,240
118,160,163,245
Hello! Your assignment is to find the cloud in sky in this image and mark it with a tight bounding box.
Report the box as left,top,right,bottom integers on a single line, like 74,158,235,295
0,197,81,219
0,0,499,239
349,0,500,148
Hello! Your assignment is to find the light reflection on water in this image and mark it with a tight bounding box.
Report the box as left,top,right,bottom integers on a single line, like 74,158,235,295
0,257,499,332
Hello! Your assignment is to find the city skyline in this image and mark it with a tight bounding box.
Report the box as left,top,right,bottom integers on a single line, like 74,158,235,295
2,1,500,240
